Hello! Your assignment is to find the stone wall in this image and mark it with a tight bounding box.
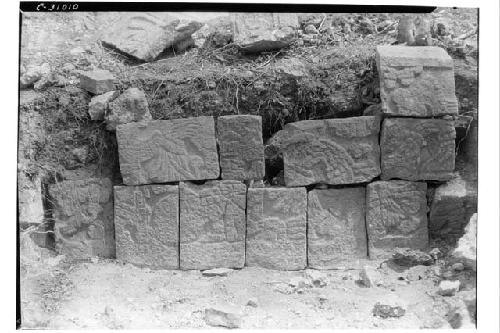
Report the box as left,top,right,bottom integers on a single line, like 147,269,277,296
45,45,475,268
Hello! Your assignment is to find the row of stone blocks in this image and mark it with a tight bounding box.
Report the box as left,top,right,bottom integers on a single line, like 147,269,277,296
110,180,427,270
116,115,456,186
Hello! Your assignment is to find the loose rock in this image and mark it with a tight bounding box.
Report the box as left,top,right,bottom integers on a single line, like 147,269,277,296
305,270,329,287
451,213,477,271
392,248,434,267
79,69,115,95
246,298,258,308
438,280,460,296
204,307,242,328
105,88,152,131
88,90,119,121
372,302,406,318
202,268,234,277
359,266,383,287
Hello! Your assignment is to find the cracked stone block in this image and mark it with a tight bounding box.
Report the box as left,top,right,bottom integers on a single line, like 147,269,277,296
116,116,220,185
49,178,115,259
381,118,455,181
376,45,458,117
246,187,307,270
79,69,115,95
233,13,299,53
105,88,152,131
114,185,179,269
180,181,246,270
366,181,428,259
217,115,265,180
307,188,368,269
429,174,477,243
280,116,381,186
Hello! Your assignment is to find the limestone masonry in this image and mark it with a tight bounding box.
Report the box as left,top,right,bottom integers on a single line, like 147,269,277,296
280,116,381,186
246,187,307,270
44,44,474,271
366,181,429,259
381,118,456,181
116,116,220,185
180,181,246,270
217,115,265,180
114,185,179,269
307,188,368,269
377,46,458,117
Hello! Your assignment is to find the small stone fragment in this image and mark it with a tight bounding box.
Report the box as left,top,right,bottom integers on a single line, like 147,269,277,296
204,307,242,328
106,88,152,131
202,268,234,277
20,63,51,89
359,266,383,287
381,118,456,181
372,302,406,318
438,280,460,296
304,24,318,34
451,263,464,271
79,69,115,95
217,115,265,180
246,298,258,308
246,187,307,270
305,270,329,287
88,90,119,121
366,181,429,259
392,248,434,267
116,117,220,185
377,45,458,117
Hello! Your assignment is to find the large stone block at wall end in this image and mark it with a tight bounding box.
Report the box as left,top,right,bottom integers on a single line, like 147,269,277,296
381,118,456,181
366,180,429,259
429,174,477,244
307,188,368,269
49,178,115,259
376,45,458,117
246,187,307,270
280,116,381,187
179,181,246,270
217,115,265,180
232,13,299,53
114,185,179,269
116,116,220,185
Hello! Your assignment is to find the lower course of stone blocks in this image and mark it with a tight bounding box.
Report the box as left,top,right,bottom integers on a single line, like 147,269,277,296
114,185,179,269
50,177,115,259
246,187,307,270
179,181,246,270
307,187,368,269
366,180,429,259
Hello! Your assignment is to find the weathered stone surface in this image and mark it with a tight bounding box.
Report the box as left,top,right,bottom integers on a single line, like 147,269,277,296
179,181,246,270
18,172,44,225
381,118,455,181
246,187,307,270
88,90,119,121
451,213,477,271
307,188,368,269
366,181,428,259
372,303,406,318
376,45,458,117
116,117,219,185
204,307,242,328
79,69,115,95
392,248,433,267
101,13,202,62
280,116,380,186
233,13,298,53
217,115,265,180
49,178,115,259
429,174,477,242
114,185,179,269
106,88,152,131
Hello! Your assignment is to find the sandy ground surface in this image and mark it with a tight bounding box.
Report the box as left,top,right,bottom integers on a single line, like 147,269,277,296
20,248,476,329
